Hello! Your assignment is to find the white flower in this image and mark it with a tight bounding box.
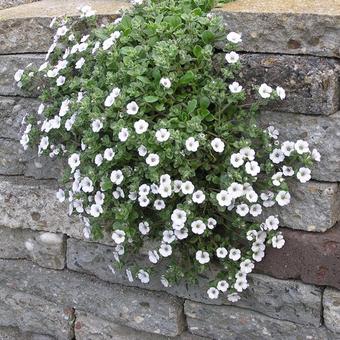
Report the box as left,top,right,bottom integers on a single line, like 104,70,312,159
132,0,144,5
276,86,286,100
154,199,165,210
228,293,241,302
192,190,205,204
240,147,255,161
160,276,170,287
118,128,129,142
312,148,321,162
158,184,172,198
139,221,150,235
74,57,85,69
81,177,94,193
216,247,228,259
56,76,66,86
227,32,242,43
175,227,188,240
138,195,150,207
137,269,150,284
236,203,249,216
267,126,279,139
134,119,149,134
160,77,171,88
103,37,115,50
229,248,241,261
171,209,187,225
234,278,249,292
196,250,210,264
139,184,150,196
240,259,255,274
230,153,244,168
163,230,176,243
207,287,219,299
110,170,124,185
91,119,103,132
228,182,244,199
68,153,80,172
38,136,49,152
245,161,261,176
90,204,103,217
283,166,294,177
56,189,65,202
295,140,310,154
80,5,96,17
281,141,295,156
207,218,217,230
160,174,171,185
14,69,24,82
112,230,125,244
297,167,311,183
250,204,262,217
173,180,182,193
217,280,229,292
56,25,68,37
138,145,147,156
103,148,115,161
270,149,285,164
59,99,70,117
159,243,172,257
253,249,265,262
216,190,232,207
191,220,206,235
211,138,225,153
181,181,194,195
126,101,139,115
276,191,291,206
272,172,284,186
185,137,199,152
148,250,159,264
246,190,258,203
272,233,285,249
47,68,58,78
95,154,103,166
104,88,120,107
20,134,29,150
225,51,239,64
229,81,243,93
155,128,170,142
265,216,279,231
259,83,273,99
146,153,160,167
95,191,105,205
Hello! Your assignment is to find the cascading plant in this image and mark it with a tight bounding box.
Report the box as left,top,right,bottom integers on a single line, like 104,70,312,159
16,0,320,302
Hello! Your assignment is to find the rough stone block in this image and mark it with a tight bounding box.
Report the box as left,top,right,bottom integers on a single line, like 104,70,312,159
0,0,40,10
0,139,26,175
262,180,339,232
324,288,340,334
184,301,330,340
0,326,55,340
216,0,340,58
260,111,340,182
0,260,186,336
0,176,84,239
0,286,74,340
0,54,43,96
237,54,339,115
67,238,322,326
0,226,66,269
257,224,340,290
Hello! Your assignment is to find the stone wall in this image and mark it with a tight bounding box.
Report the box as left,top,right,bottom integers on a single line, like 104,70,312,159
0,0,340,339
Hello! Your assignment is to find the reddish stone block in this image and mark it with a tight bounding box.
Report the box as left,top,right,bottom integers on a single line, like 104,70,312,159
257,224,340,289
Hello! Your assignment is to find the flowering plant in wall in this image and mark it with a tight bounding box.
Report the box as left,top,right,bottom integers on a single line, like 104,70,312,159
16,0,320,302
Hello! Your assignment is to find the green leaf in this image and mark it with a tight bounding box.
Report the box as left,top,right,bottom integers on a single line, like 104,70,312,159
144,96,159,103
193,45,202,58
187,99,197,113
202,30,215,44
199,96,210,109
179,71,195,85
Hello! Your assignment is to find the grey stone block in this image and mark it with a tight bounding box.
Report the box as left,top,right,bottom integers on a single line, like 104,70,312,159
0,176,84,239
0,286,74,340
324,288,340,334
0,259,186,337
184,301,331,340
0,225,66,269
0,326,55,340
260,111,340,182
216,2,340,58
0,0,40,9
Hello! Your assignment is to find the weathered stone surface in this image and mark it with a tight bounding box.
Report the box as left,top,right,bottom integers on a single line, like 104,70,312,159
0,286,74,340
260,111,340,182
216,0,340,58
0,260,186,336
0,54,43,96
184,301,331,340
0,0,40,10
0,326,54,340
0,226,65,269
0,0,130,54
67,238,322,326
239,54,340,115
0,176,84,238
0,139,26,175
262,180,339,232
0,96,39,140
257,224,340,290
324,288,340,334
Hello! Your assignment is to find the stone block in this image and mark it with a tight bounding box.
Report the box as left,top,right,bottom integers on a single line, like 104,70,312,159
260,111,340,182
324,288,340,334
216,0,340,58
0,286,74,340
0,226,66,269
0,326,55,340
184,301,330,340
0,0,40,10
0,260,186,336
257,224,340,290
0,176,84,239
0,139,26,175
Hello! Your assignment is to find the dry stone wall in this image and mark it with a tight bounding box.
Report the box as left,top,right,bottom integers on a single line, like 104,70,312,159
0,0,340,339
